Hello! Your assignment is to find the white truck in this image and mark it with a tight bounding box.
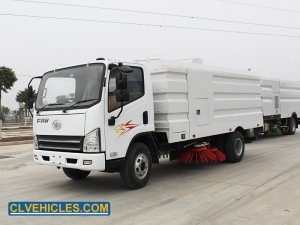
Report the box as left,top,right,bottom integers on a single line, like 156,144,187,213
261,78,300,134
28,58,300,189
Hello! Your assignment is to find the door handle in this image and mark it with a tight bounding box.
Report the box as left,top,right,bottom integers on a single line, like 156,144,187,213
143,111,148,124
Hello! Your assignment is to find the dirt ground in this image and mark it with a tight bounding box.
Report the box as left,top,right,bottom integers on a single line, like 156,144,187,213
0,136,33,142
1,126,32,130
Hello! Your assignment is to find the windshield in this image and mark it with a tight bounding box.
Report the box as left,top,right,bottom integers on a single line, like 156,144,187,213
36,63,105,111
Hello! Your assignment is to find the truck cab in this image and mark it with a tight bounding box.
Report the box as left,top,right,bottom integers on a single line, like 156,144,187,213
31,59,155,189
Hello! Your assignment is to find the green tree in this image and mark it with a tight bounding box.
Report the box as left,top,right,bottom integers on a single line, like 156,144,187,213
16,88,37,116
12,109,19,122
0,106,10,122
0,66,18,109
1,106,10,115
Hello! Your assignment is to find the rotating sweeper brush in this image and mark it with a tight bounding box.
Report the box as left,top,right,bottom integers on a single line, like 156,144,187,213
266,125,282,135
178,143,226,164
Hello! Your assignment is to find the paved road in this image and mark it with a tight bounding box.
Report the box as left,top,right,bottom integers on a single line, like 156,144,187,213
1,128,33,139
1,133,300,225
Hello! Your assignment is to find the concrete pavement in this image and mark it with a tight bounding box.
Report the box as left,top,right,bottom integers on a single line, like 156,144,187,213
1,133,300,224
0,127,33,146
0,128,33,139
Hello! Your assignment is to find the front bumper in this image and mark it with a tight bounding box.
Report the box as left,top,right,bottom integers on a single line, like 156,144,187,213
33,150,105,171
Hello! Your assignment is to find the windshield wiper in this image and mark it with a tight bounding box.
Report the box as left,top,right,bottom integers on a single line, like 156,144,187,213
62,99,98,113
36,103,65,115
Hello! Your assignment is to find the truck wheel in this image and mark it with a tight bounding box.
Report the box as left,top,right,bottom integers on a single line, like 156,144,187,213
225,131,245,163
63,168,90,180
287,117,296,135
120,143,152,189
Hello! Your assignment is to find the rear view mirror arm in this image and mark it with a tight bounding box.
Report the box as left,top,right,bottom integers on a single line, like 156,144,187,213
27,76,42,118
108,101,124,126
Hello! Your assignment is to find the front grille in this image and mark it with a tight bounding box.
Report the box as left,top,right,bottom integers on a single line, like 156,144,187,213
37,135,84,152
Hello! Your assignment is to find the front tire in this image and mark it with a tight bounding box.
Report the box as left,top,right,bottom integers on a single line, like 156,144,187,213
63,168,90,180
120,143,152,189
225,131,245,163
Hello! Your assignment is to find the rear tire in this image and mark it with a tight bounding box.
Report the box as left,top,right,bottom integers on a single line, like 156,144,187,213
287,117,296,135
225,131,245,163
120,143,152,189
63,168,90,180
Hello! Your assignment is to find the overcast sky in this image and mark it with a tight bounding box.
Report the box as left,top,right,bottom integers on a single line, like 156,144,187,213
1,0,300,110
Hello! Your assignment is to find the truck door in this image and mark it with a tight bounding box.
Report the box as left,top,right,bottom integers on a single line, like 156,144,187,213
104,66,151,160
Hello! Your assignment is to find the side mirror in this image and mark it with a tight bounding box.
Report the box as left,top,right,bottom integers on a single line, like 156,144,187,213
28,100,34,109
120,66,133,73
116,92,129,102
28,86,33,99
108,64,117,71
108,63,133,73
116,73,127,90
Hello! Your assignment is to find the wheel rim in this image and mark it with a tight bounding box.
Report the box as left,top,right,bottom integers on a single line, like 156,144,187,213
134,153,149,179
234,138,243,156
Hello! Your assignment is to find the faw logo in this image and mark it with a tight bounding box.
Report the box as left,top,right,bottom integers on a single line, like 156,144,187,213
37,118,49,123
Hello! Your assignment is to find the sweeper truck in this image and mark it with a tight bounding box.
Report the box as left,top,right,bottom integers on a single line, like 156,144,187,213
28,58,300,189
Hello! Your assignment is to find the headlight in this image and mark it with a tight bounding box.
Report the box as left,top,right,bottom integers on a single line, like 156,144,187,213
83,129,100,152
34,136,38,150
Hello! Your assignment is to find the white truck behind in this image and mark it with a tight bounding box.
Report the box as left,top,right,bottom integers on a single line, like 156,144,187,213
28,58,299,189
261,78,300,135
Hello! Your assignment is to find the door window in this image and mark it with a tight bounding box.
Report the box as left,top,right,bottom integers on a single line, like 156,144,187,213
108,67,144,112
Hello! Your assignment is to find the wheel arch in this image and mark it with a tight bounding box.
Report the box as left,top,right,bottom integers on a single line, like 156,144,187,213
235,126,247,137
126,132,159,164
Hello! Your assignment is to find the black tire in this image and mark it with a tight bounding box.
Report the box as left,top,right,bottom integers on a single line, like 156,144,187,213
120,143,152,189
63,168,90,180
287,117,296,135
225,131,245,163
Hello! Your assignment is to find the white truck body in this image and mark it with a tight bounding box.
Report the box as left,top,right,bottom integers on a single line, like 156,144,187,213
279,80,300,119
261,78,300,123
30,58,299,189
261,78,280,117
147,59,263,142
